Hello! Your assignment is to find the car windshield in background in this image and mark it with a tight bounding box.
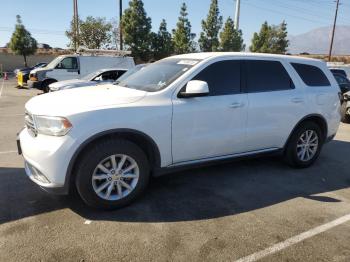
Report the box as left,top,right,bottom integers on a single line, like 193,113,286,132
82,70,103,81
114,64,147,84
117,58,200,92
46,57,62,69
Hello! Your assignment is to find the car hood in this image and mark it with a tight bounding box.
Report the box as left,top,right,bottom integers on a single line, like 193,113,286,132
49,79,91,89
30,67,52,75
25,84,147,116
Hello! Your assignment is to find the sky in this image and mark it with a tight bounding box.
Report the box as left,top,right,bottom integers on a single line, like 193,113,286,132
0,0,350,49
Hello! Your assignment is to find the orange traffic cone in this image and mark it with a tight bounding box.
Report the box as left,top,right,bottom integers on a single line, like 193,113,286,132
4,72,8,80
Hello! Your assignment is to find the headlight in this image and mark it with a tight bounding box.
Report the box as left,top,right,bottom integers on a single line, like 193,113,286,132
34,115,72,136
344,93,350,101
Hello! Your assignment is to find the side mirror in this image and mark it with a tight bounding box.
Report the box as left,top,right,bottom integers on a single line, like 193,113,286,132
179,80,209,98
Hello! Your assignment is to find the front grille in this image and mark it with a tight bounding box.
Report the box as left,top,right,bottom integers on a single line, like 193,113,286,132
24,111,37,136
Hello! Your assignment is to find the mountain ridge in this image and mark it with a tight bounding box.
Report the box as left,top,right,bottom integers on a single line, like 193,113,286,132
288,25,350,55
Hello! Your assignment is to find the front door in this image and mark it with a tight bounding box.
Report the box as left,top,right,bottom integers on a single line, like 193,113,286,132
47,57,80,81
171,60,248,164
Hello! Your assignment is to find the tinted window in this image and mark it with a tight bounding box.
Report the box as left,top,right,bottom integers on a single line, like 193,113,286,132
330,69,347,77
292,63,330,87
57,57,78,70
245,60,294,93
192,60,241,96
100,70,126,81
334,74,349,85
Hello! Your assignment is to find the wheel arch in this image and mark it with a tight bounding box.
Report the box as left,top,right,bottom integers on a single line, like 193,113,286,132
65,128,161,193
41,78,57,88
284,114,328,149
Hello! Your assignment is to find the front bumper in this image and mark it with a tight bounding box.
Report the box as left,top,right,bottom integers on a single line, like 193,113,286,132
27,80,42,89
19,128,77,195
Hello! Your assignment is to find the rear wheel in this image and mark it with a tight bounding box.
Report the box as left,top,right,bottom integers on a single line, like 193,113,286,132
75,139,150,209
284,122,323,168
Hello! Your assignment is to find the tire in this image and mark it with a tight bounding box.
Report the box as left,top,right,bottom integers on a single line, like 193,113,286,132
42,79,56,93
341,102,350,123
75,139,150,209
284,121,323,168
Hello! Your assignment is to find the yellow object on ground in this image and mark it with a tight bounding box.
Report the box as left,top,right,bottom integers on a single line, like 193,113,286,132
17,72,23,87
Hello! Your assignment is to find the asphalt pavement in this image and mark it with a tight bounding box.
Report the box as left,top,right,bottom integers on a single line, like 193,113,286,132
0,78,350,262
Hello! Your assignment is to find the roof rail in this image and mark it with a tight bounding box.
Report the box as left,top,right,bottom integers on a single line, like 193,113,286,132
76,47,132,57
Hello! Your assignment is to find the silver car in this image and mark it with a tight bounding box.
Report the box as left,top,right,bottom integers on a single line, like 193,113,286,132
49,68,128,92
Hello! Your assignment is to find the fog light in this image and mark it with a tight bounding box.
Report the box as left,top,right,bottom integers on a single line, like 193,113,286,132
347,108,350,115
25,162,50,184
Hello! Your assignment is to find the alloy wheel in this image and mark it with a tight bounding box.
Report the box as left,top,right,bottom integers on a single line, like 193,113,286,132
92,154,139,201
296,130,319,162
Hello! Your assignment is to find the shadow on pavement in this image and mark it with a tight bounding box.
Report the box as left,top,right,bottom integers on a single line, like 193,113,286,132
1,140,350,224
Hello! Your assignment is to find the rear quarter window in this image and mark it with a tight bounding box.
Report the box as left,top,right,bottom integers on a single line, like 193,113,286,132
292,63,330,87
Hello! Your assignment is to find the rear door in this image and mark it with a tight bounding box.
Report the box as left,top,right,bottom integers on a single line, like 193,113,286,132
171,59,248,164
244,59,306,151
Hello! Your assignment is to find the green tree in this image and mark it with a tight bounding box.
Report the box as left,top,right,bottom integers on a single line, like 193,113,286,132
271,21,289,54
80,16,112,49
9,15,37,67
198,0,223,52
172,3,196,54
250,21,289,54
66,16,112,49
250,21,271,53
219,17,245,51
152,19,174,60
122,0,152,61
65,17,82,50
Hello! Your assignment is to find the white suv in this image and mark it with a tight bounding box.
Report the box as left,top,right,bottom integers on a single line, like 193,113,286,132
18,53,341,209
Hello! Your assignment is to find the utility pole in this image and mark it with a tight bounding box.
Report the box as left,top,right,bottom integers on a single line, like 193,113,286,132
234,0,241,30
119,0,123,50
328,0,340,61
73,0,79,51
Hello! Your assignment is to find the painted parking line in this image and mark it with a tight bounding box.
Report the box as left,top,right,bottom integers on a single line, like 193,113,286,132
0,150,17,155
235,213,350,262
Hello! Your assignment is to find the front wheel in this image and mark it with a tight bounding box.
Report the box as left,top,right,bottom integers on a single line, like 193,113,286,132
284,122,323,168
75,139,150,209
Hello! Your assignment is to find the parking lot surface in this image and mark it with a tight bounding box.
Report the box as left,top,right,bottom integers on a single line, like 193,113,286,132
0,78,350,262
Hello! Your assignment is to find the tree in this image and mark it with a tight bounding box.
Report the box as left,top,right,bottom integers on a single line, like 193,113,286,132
122,0,152,61
9,15,37,67
250,21,271,53
66,16,112,49
198,0,223,52
250,21,289,54
270,21,289,54
172,3,196,54
152,19,174,60
219,17,245,51
65,17,83,50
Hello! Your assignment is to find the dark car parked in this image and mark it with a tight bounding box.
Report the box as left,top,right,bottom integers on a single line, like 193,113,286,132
333,73,350,94
16,63,48,88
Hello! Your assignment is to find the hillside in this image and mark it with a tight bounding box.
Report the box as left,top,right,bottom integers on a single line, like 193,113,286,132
288,25,350,55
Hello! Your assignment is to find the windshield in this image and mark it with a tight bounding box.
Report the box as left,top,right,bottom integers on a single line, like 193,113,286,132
82,70,103,81
46,56,62,69
115,64,147,84
117,58,200,92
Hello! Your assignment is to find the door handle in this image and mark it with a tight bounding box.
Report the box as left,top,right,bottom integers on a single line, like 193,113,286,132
229,102,244,108
291,97,304,103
